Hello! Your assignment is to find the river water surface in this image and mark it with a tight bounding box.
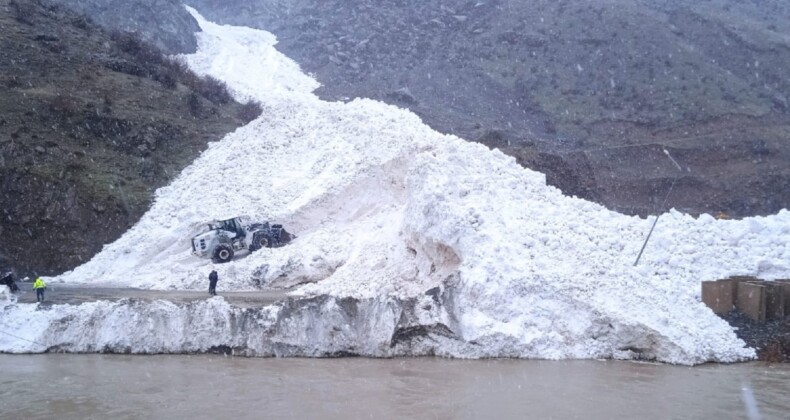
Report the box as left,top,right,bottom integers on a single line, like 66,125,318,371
1,355,788,419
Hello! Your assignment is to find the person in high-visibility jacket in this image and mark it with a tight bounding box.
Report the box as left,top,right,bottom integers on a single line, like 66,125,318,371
33,277,47,303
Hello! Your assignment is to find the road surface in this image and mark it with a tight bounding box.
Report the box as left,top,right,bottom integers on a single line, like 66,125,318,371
12,282,291,308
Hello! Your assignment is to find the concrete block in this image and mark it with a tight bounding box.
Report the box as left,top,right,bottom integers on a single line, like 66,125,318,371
763,283,785,320
728,276,756,295
701,279,736,314
774,280,790,314
736,282,766,322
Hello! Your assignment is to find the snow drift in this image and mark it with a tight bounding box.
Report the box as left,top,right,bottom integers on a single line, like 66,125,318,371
3,8,790,364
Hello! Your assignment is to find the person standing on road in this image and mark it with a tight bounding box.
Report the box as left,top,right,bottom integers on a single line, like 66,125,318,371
1,272,20,303
1,272,19,294
33,277,47,303
208,270,218,296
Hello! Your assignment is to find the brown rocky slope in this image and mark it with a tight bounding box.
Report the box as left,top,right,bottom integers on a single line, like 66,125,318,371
0,0,257,276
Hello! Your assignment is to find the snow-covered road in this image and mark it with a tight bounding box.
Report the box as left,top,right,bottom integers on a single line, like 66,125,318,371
9,283,289,308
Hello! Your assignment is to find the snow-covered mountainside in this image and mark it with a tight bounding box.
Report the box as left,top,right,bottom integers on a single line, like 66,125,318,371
3,8,790,364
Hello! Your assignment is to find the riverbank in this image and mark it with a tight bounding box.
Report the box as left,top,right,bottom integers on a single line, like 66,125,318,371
723,312,790,362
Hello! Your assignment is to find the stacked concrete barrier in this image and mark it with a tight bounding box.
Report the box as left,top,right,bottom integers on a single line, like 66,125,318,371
702,277,789,322
701,279,738,314
776,279,790,318
736,282,766,322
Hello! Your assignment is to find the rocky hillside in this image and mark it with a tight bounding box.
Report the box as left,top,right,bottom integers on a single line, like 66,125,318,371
53,0,199,53
0,0,256,276
183,0,790,217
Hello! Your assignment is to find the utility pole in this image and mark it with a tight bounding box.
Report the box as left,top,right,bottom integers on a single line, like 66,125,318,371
633,149,685,266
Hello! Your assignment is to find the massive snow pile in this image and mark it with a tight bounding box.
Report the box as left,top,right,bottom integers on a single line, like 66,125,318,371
3,8,790,364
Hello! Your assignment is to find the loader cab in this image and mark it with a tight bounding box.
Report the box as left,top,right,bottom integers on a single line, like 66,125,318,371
214,217,246,239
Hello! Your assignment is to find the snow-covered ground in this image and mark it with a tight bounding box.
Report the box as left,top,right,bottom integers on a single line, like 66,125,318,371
3,8,790,364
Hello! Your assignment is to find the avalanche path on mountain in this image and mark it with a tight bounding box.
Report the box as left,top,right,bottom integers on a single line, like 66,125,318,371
4,7,790,364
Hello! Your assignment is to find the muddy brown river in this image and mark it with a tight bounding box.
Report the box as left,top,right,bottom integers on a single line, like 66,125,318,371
0,355,788,419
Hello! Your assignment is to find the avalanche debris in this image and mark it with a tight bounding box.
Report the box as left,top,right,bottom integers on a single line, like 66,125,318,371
4,8,790,364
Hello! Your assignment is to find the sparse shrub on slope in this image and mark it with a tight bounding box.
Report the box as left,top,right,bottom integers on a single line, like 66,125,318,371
187,92,204,118
237,100,263,123
110,30,163,69
108,30,234,103
48,94,80,116
193,75,233,105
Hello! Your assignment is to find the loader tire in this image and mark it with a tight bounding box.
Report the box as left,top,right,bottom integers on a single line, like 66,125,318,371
248,233,270,252
212,244,234,263
256,234,270,249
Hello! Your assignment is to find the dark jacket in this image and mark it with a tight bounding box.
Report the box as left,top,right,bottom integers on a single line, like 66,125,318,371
1,273,19,293
209,270,218,283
